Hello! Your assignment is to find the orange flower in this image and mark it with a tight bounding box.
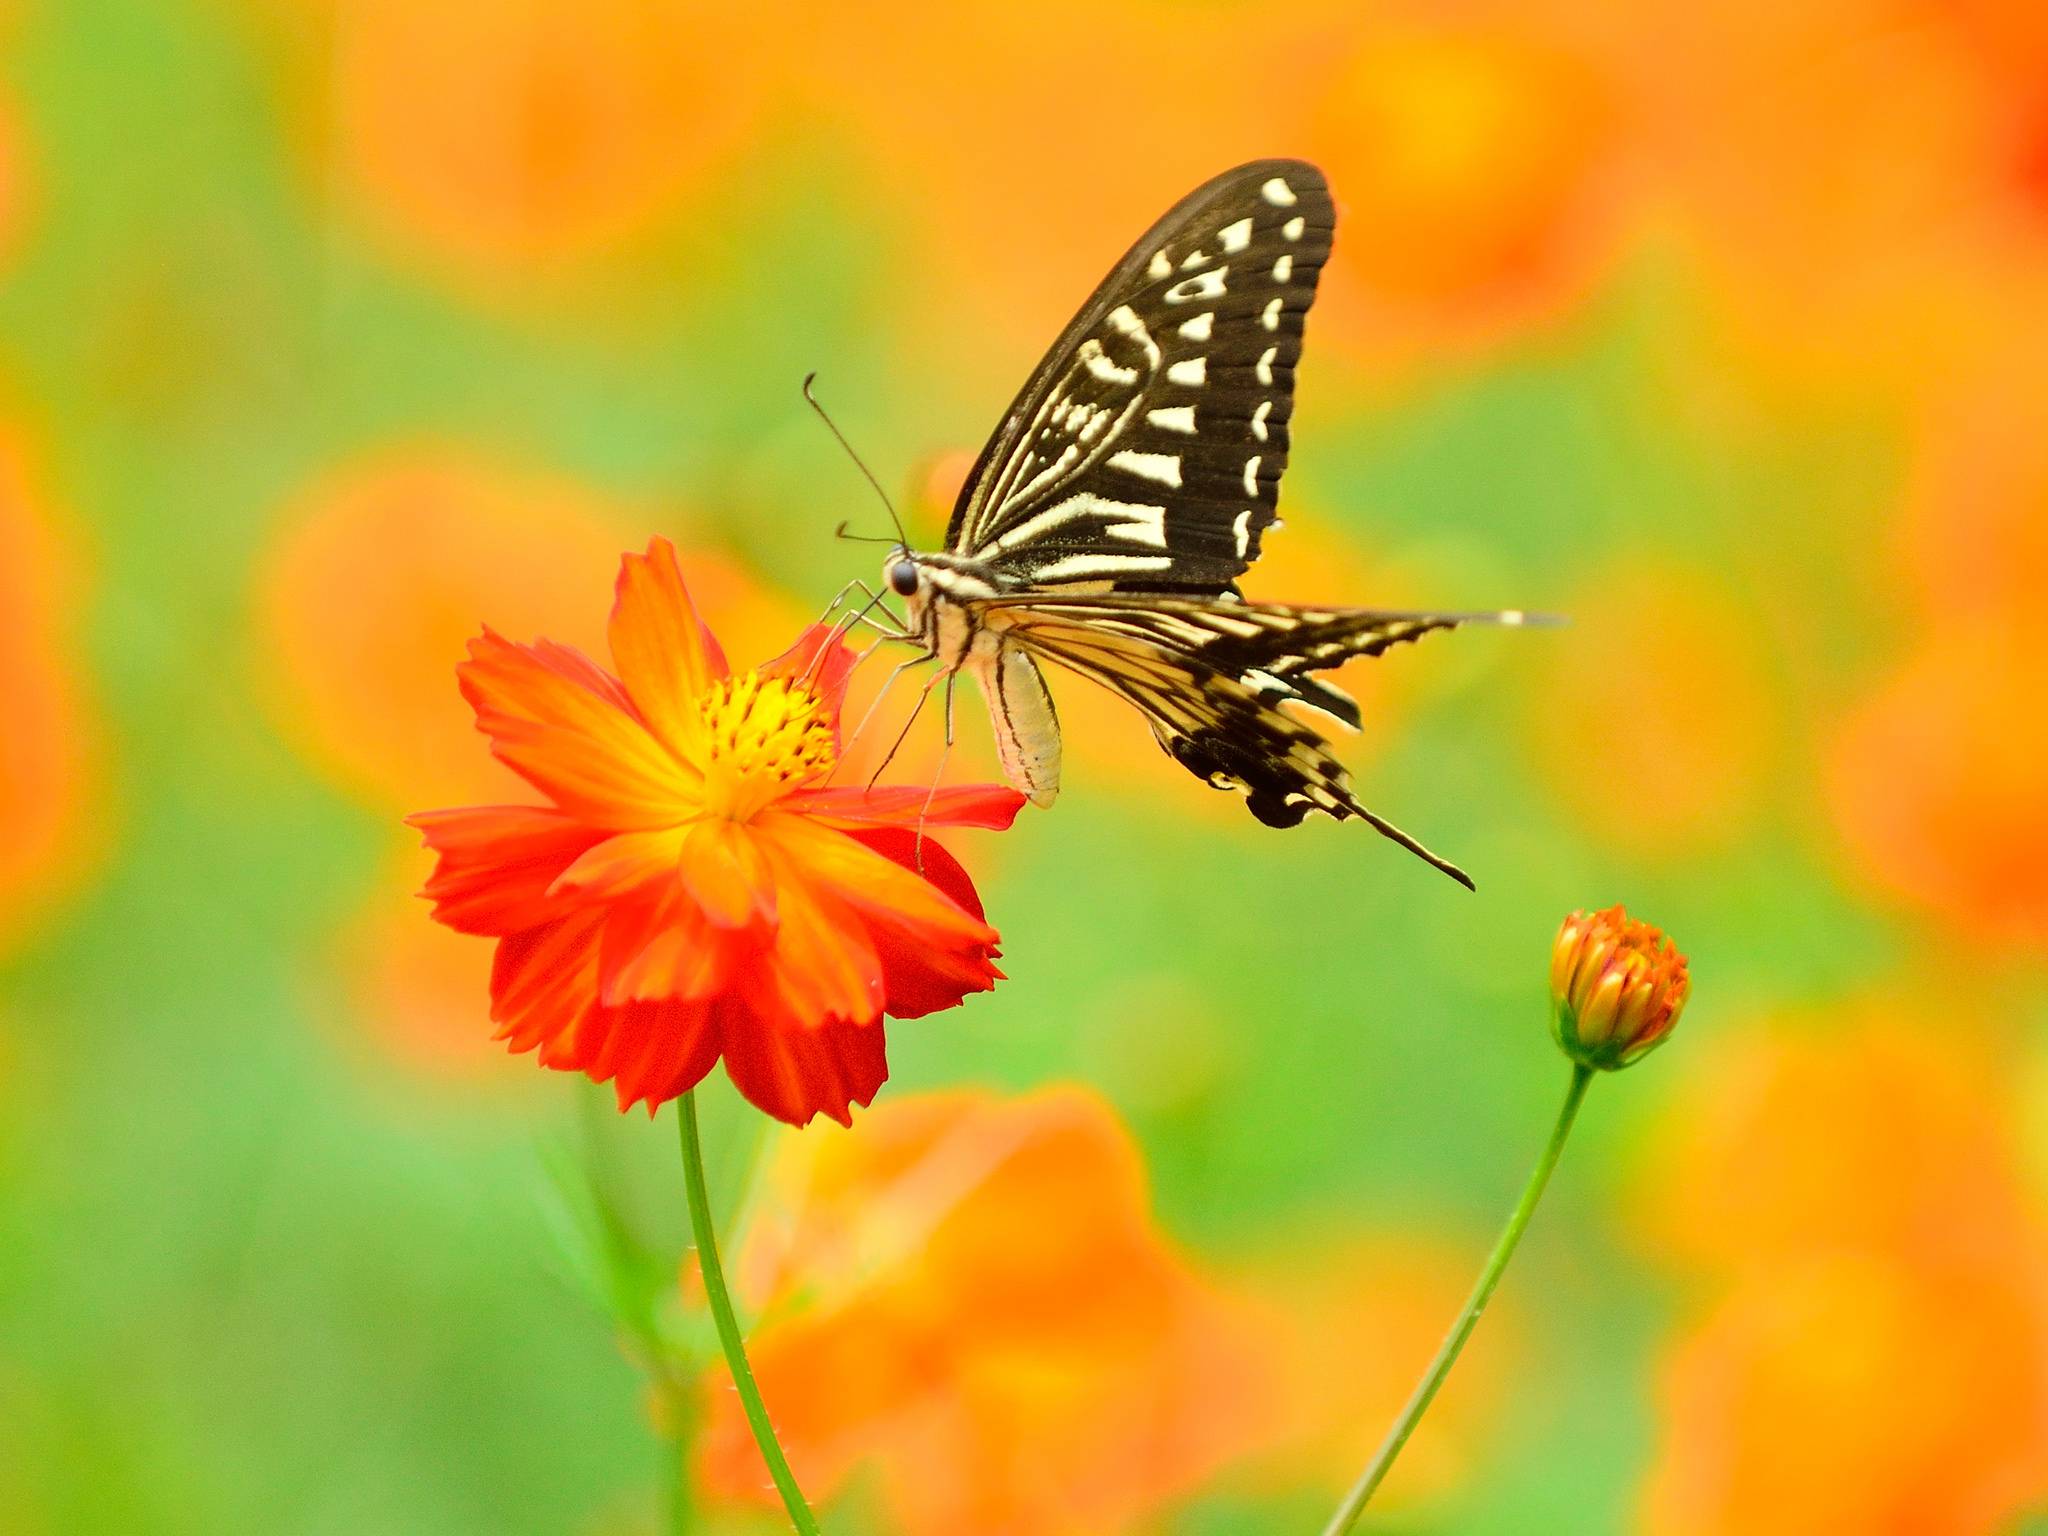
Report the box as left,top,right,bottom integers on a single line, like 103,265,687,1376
1524,559,1773,862
1631,1019,2048,1534
409,537,1024,1125
0,423,101,960
1828,614,2048,949
1302,17,1629,361
308,0,778,282
1550,905,1690,1070
699,1088,1272,1533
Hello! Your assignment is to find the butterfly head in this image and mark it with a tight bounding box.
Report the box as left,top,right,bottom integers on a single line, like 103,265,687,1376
885,554,920,599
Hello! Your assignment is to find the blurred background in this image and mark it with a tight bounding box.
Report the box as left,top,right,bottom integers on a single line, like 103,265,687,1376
1,0,2045,1531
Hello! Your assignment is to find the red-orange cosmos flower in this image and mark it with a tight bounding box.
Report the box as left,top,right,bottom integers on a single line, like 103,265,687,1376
408,537,1024,1126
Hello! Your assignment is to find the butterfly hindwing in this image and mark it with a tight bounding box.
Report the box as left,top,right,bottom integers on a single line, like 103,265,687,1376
947,160,1335,595
984,597,1476,888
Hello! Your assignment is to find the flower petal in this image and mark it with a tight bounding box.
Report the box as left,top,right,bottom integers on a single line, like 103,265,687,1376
850,826,986,920
759,624,860,733
721,998,889,1128
598,999,723,1115
849,827,1004,1018
409,804,603,935
550,826,686,902
756,813,995,950
609,538,727,762
756,842,885,1029
680,817,778,929
459,628,699,828
600,879,738,1005
489,908,605,1053
785,783,1027,832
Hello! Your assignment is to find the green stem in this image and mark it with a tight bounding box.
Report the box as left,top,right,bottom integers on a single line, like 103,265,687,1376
1321,1063,1595,1536
677,1091,822,1536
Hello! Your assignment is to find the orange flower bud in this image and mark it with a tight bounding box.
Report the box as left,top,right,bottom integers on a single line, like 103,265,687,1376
1550,905,1690,1071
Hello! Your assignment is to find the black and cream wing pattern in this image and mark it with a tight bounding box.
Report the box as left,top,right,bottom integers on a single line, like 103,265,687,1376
946,159,1331,594
897,159,1533,889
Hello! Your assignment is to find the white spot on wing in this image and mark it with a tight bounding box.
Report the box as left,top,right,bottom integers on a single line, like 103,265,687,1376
1252,400,1272,441
1178,312,1214,342
1242,455,1262,496
1148,249,1171,279
1106,303,1147,336
1164,268,1228,304
1218,216,1253,253
1283,215,1305,241
1147,405,1198,434
1272,254,1293,282
1232,509,1252,557
1108,449,1184,489
1261,176,1298,207
1080,338,1139,384
1261,297,1284,331
992,492,1166,555
1167,356,1207,387
1032,551,1174,581
1256,346,1279,385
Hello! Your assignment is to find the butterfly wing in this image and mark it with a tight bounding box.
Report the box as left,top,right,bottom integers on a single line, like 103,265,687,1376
985,594,1495,887
947,160,1334,595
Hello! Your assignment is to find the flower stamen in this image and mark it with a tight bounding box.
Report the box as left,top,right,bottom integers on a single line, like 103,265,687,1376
698,672,837,820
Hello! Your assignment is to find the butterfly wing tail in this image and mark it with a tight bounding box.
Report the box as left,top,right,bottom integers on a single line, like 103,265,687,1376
998,606,1475,887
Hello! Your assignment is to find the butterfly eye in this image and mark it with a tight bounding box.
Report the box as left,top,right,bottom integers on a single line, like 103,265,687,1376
888,560,920,597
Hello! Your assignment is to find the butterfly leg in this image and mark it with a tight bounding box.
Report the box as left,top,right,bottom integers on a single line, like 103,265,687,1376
912,672,958,873
844,650,938,756
865,665,946,790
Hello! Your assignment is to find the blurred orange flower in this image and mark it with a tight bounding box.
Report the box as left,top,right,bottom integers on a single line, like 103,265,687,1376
1526,558,1773,861
1633,1017,2048,1532
0,424,100,958
699,1088,1271,1531
1302,17,1629,361
412,539,1022,1123
1828,614,2048,949
0,88,28,273
1627,0,2048,389
310,0,776,281
1244,1235,1520,1514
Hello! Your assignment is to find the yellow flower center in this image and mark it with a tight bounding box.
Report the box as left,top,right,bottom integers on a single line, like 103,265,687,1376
697,671,836,820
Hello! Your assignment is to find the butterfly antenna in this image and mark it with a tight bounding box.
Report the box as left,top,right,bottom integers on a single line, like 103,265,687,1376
803,372,911,549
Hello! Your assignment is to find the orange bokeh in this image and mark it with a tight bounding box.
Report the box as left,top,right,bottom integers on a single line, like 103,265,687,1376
1242,1235,1519,1513
257,447,803,811
1827,614,2048,949
1526,557,1773,862
1303,18,1628,360
0,87,29,274
0,423,100,959
1627,0,2048,391
310,0,776,280
1633,1018,2048,1532
700,1088,1272,1533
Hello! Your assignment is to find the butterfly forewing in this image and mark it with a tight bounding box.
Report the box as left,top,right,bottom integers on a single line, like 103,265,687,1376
948,160,1335,594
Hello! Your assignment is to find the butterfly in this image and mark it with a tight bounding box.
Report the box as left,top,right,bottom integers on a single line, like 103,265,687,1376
870,159,1531,889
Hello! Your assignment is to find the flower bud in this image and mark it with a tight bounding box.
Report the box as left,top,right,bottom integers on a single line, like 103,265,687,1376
1550,905,1690,1071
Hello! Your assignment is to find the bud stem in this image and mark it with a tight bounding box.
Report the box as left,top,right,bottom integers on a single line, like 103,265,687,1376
1321,1063,1595,1535
677,1090,822,1535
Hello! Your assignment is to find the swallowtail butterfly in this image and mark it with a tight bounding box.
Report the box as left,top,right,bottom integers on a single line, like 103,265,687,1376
878,159,1531,889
